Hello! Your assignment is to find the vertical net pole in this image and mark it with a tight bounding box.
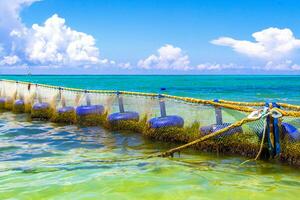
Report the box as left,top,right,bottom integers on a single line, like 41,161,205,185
214,99,223,125
159,94,167,117
272,102,281,156
36,84,42,103
85,90,91,106
117,91,125,113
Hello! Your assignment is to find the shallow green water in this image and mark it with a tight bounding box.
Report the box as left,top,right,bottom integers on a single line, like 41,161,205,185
0,112,300,200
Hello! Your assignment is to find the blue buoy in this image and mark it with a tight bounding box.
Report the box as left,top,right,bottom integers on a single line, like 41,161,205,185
108,92,140,124
54,106,76,124
281,122,300,141
200,123,243,137
0,97,6,103
32,102,50,111
149,115,184,128
14,99,24,106
31,102,52,119
76,105,104,116
13,99,25,113
58,106,75,113
0,97,13,110
149,91,184,129
108,111,139,123
0,97,7,109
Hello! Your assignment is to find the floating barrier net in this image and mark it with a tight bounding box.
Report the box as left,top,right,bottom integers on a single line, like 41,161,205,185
1,79,300,166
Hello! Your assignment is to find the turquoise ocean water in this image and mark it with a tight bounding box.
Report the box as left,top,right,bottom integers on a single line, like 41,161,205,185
1,75,300,104
0,75,300,199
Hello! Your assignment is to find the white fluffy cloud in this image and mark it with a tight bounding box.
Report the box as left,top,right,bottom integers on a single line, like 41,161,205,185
138,44,191,70
212,28,300,60
211,27,300,71
0,0,115,68
0,55,20,65
15,14,100,65
197,63,242,71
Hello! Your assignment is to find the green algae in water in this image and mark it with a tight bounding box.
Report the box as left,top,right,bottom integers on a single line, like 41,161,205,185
51,110,77,124
0,99,13,111
31,107,53,120
107,115,148,133
13,102,32,114
0,112,300,199
13,103,25,114
76,112,108,126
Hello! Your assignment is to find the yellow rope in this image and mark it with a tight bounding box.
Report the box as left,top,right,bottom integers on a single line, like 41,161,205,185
218,99,265,107
277,103,300,111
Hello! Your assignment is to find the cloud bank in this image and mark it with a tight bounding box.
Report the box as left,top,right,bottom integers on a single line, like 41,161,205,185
0,0,299,73
0,0,114,68
18,14,99,65
211,27,300,71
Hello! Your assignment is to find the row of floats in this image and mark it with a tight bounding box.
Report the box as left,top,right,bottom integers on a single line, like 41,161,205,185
0,90,186,129
0,86,238,138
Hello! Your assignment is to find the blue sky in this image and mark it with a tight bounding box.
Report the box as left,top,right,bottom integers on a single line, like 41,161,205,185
1,0,300,74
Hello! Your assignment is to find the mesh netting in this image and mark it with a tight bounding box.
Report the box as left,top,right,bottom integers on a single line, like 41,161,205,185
1,79,300,147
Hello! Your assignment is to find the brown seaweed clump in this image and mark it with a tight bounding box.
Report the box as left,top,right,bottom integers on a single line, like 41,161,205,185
143,122,263,159
51,109,77,124
0,98,13,111
31,104,54,120
194,130,261,158
76,112,108,127
13,101,32,114
107,115,148,133
143,121,200,143
280,136,300,166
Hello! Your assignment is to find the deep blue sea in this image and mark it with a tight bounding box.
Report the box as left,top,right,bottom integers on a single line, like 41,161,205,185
1,75,300,104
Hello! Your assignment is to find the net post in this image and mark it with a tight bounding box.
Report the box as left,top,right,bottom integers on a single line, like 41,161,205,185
85,90,91,106
272,102,281,156
36,84,41,103
214,99,223,125
117,91,125,113
59,87,66,107
264,102,273,156
159,88,167,117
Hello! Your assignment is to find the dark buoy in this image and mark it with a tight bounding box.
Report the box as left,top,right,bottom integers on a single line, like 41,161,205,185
0,97,13,110
76,92,105,126
52,88,76,124
108,92,140,128
282,122,300,141
149,115,184,128
199,100,242,137
52,106,76,124
13,99,25,113
148,92,184,129
58,106,75,113
76,105,104,116
200,123,242,137
108,111,139,123
31,102,53,119
0,97,6,109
